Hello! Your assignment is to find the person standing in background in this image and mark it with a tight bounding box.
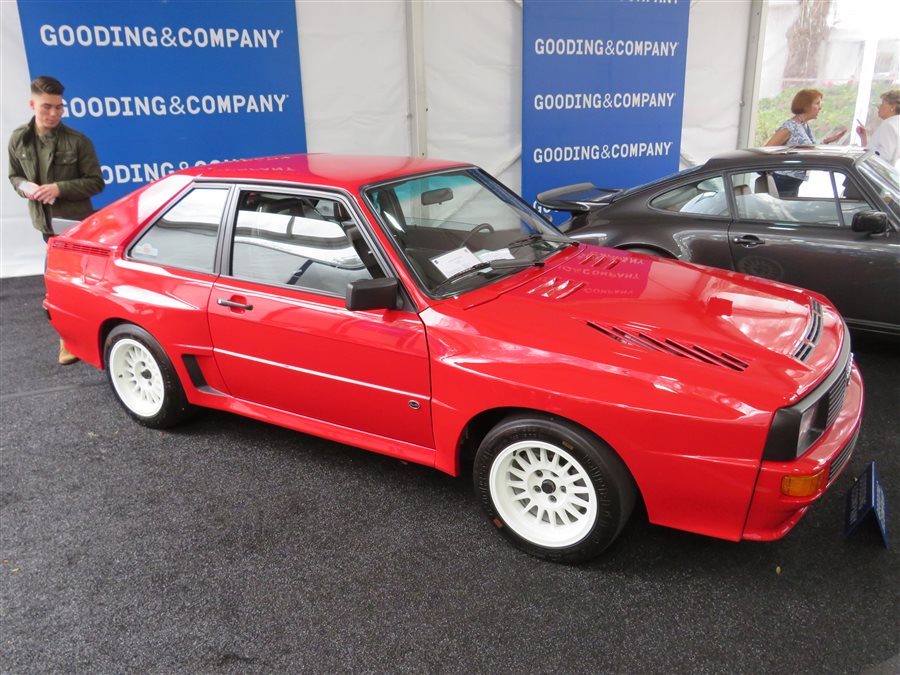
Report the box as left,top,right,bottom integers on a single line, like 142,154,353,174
856,89,900,169
765,88,847,196
8,75,104,365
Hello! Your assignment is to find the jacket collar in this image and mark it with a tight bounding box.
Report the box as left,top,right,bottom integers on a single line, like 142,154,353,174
22,116,69,144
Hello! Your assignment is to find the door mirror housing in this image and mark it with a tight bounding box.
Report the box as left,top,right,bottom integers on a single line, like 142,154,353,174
346,277,400,311
851,210,888,235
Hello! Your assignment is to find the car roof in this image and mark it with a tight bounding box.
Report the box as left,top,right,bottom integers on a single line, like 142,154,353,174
606,145,870,202
179,154,472,191
701,145,867,172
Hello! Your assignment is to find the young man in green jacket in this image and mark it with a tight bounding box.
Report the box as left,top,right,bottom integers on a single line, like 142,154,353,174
8,75,104,364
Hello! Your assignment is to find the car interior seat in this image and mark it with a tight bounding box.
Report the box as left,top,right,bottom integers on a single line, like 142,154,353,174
334,201,383,278
375,189,407,232
754,173,778,196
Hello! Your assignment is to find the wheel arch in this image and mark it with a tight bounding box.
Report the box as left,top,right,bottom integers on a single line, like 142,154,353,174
618,244,676,259
453,406,645,506
98,317,135,369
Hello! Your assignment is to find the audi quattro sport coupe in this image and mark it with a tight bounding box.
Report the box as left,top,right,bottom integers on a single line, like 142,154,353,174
44,154,863,563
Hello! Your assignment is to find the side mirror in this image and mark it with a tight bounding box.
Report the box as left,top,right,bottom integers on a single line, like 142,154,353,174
851,210,888,235
346,277,400,311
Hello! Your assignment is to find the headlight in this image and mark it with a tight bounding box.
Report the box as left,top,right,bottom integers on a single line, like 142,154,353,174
797,403,826,456
762,327,852,462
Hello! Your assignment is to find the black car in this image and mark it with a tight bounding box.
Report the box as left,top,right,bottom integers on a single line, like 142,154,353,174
539,147,900,335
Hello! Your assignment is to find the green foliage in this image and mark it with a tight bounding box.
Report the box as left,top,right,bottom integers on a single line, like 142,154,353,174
753,81,892,146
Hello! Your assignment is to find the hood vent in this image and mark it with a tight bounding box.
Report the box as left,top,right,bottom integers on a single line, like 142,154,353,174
588,322,750,372
579,252,622,270
792,299,822,362
527,277,585,300
51,241,110,257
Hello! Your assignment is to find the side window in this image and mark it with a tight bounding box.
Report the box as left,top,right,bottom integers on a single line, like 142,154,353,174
734,170,861,226
230,191,381,295
130,187,228,273
650,176,729,217
832,172,872,224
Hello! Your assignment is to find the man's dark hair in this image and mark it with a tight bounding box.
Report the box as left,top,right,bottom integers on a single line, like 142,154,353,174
30,76,64,96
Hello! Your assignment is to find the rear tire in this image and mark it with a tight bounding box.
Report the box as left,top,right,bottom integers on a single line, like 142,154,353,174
474,414,636,563
104,324,193,429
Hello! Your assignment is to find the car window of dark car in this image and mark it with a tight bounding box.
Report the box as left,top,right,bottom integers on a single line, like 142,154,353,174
732,169,867,227
129,187,228,273
858,156,900,222
228,190,381,296
649,176,729,217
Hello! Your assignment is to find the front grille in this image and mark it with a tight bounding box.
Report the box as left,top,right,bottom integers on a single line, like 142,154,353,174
792,299,823,362
824,358,853,429
588,323,750,372
827,426,859,485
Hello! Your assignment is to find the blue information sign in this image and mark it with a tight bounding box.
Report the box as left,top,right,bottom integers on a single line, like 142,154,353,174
522,0,690,223
845,461,889,548
17,0,306,208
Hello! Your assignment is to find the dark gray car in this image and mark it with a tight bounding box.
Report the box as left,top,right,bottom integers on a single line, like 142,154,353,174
539,146,900,335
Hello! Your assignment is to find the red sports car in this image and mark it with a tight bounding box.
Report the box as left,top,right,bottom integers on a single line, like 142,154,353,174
44,154,863,562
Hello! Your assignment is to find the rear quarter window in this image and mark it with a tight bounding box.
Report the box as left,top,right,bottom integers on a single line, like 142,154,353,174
650,176,729,217
129,187,229,273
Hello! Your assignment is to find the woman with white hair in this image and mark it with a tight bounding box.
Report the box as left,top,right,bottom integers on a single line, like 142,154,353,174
856,89,900,167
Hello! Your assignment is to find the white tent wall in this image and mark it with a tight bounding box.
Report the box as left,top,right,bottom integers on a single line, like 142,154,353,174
1,0,751,279
423,1,523,192
1,0,45,278
681,0,752,165
297,0,412,156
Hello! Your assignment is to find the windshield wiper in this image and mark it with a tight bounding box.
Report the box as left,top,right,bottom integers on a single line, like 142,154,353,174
507,233,579,250
431,259,544,294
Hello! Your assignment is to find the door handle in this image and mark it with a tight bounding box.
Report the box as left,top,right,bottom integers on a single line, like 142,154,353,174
217,297,253,311
732,234,764,248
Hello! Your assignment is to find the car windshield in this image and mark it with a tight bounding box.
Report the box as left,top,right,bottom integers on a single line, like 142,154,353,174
858,154,900,221
364,169,573,296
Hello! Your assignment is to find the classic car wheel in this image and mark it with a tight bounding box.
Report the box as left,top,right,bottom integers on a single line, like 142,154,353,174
104,324,193,429
474,415,636,563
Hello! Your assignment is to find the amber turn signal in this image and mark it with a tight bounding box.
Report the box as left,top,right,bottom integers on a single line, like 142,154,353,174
781,470,826,497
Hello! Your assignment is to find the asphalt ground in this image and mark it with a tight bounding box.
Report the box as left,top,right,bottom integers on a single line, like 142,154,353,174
1,274,897,674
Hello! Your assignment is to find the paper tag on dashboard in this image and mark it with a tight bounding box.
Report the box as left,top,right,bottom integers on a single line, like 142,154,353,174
431,247,482,279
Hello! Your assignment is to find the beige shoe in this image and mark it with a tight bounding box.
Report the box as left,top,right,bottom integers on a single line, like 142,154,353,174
58,339,79,365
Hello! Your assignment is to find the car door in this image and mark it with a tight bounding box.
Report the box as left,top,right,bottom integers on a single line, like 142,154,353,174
727,168,899,327
207,186,434,449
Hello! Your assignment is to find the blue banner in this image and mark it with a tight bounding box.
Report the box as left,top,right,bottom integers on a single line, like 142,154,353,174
17,0,306,208
522,0,690,223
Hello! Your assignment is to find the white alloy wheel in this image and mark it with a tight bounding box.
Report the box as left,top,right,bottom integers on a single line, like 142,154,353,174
489,440,598,548
109,337,166,418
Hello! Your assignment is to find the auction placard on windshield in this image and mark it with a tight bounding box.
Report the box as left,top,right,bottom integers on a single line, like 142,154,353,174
522,0,690,224
17,0,307,208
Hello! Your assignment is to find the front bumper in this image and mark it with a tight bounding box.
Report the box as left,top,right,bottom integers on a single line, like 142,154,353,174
742,362,864,541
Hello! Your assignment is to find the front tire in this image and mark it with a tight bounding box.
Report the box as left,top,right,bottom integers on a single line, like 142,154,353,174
104,324,193,429
474,414,636,563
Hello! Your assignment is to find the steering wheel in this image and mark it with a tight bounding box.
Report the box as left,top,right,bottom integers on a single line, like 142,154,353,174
461,222,494,246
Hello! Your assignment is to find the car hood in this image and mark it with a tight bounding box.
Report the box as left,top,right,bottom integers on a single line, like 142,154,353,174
429,246,845,408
